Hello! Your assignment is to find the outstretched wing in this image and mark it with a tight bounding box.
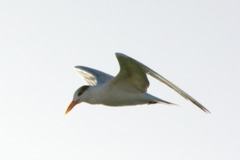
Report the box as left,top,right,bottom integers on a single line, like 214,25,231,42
75,66,113,86
111,53,149,93
114,53,210,113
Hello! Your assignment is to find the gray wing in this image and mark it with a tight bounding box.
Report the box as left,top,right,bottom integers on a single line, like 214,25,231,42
115,53,210,113
112,53,149,93
75,66,113,86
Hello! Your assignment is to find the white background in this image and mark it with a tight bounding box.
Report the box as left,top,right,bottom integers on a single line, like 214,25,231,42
1,0,240,160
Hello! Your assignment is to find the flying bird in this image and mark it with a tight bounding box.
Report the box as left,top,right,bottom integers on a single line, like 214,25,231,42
65,53,210,114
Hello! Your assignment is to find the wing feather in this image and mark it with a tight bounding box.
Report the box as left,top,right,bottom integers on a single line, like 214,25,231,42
112,53,149,93
75,66,113,86
115,53,210,113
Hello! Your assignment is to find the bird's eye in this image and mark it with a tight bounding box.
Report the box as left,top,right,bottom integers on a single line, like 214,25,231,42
77,90,83,96
77,85,90,96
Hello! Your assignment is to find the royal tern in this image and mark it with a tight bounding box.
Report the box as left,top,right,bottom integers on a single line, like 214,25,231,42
65,53,210,114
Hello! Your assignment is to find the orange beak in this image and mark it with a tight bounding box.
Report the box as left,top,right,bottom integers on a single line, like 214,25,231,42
65,100,78,115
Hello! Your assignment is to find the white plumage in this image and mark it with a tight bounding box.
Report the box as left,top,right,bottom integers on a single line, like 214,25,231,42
65,53,209,114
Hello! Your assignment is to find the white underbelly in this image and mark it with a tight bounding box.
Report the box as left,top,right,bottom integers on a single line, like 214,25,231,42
88,90,149,106
83,84,158,106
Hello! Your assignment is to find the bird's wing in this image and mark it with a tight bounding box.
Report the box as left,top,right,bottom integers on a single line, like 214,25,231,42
75,66,114,86
110,53,150,93
114,53,210,113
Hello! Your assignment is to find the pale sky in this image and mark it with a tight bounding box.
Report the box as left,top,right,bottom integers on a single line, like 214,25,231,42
1,0,240,160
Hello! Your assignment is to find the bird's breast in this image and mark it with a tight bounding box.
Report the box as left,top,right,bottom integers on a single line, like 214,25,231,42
85,85,149,106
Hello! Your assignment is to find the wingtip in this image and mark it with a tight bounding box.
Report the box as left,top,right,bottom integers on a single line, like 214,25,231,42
196,102,211,114
74,66,82,72
115,52,122,55
203,108,211,114
75,66,89,71
75,65,83,69
115,52,127,57
197,105,211,114
74,65,80,69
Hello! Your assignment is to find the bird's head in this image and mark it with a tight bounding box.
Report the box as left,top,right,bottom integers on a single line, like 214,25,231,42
65,85,90,115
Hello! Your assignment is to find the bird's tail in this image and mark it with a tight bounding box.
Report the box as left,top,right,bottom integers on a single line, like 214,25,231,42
147,94,176,106
156,98,177,106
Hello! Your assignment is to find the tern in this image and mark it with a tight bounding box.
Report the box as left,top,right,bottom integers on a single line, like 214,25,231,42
65,53,210,114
